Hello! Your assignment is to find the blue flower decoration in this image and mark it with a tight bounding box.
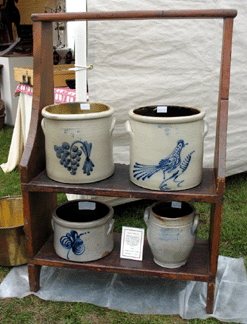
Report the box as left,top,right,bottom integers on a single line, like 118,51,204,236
60,230,89,260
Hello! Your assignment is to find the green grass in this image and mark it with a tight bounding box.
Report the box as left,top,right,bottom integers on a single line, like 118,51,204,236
0,125,21,197
0,124,246,323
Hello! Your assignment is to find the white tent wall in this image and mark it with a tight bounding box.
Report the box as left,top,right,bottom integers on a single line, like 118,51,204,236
66,0,87,102
84,0,246,177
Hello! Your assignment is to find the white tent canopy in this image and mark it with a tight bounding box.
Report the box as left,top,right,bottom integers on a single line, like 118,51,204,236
80,0,246,177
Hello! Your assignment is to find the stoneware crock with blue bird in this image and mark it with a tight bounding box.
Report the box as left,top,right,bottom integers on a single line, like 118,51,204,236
126,105,208,191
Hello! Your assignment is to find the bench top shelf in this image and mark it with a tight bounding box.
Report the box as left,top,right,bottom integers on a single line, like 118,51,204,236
22,164,220,203
31,9,237,22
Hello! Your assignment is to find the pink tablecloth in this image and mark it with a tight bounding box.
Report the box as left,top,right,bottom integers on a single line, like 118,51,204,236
14,83,76,103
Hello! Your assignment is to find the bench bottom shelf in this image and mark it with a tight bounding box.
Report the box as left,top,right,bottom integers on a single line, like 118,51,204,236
30,233,210,287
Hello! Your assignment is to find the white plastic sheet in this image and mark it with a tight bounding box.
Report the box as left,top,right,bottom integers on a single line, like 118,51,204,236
0,256,247,322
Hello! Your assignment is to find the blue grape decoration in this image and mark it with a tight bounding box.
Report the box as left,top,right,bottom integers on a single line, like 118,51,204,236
54,140,94,176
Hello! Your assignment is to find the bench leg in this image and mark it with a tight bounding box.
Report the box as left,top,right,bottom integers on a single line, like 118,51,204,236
28,263,42,292
206,281,215,314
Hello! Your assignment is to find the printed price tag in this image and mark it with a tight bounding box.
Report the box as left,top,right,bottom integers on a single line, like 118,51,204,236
157,105,168,113
171,201,182,209
78,201,96,210
120,226,145,261
80,103,90,110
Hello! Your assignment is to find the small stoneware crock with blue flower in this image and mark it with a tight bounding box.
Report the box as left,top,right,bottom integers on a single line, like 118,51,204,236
52,199,114,262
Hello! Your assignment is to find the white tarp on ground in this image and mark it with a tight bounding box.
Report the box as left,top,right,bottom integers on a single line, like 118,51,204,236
0,256,247,322
86,0,247,176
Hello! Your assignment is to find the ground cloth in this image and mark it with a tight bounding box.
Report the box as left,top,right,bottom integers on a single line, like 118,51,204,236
0,256,247,322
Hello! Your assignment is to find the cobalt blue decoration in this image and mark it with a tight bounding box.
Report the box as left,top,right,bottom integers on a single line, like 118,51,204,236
60,230,90,260
54,141,94,176
133,139,195,191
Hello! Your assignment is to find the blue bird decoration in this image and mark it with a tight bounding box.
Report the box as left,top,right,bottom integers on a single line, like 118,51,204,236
133,139,195,190
54,140,94,176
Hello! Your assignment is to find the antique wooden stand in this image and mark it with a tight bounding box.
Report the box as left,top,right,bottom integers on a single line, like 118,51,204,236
20,9,237,314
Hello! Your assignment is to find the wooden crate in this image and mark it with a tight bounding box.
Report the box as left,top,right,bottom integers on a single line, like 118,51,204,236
14,65,75,87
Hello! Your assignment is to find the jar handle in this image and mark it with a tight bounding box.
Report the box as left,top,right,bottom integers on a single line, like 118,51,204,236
191,214,200,235
144,206,151,225
107,219,115,235
110,117,116,135
41,118,45,133
125,120,134,139
203,120,209,137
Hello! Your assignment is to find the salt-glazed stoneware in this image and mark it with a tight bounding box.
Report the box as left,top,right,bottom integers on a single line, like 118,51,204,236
52,199,114,262
126,105,208,191
41,102,115,183
144,201,199,268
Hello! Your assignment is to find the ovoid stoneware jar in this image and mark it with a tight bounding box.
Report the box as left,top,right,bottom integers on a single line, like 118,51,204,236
144,201,199,268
